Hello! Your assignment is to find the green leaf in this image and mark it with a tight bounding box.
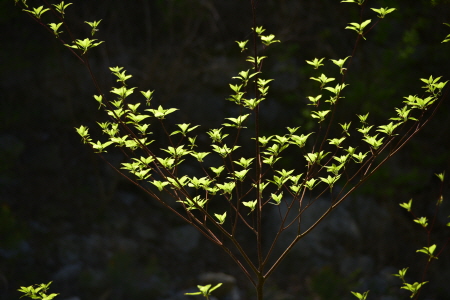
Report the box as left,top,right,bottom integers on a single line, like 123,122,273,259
243,97,264,110
256,135,273,147
392,267,408,280
111,86,136,99
345,146,356,156
390,106,417,123
420,75,448,96
341,0,365,4
328,137,346,148
109,66,124,74
435,171,445,182
188,136,197,149
185,283,223,297
178,195,207,211
214,212,227,224
167,175,190,190
242,200,258,214
324,83,348,99
84,19,102,36
135,156,155,166
325,163,344,175
236,40,249,52
216,182,236,194
141,90,154,105
310,73,335,89
357,112,369,124
416,244,438,261
232,69,260,85
89,140,114,153
333,155,349,164
126,113,151,124
112,69,133,85
290,133,313,148
14,0,28,8
352,151,369,163
413,216,428,228
351,290,369,300
127,103,141,113
403,94,437,110
151,180,169,191
319,174,341,188
268,174,289,189
223,114,250,128
400,281,428,298
377,122,400,136
345,19,372,39
307,95,322,106
162,145,191,159
304,151,330,166
188,176,212,189
107,107,128,120
276,169,295,180
262,143,288,157
370,7,396,18
157,157,176,169
190,151,210,162
253,182,270,195
260,33,280,46
124,137,153,150
41,294,59,300
93,94,104,109
340,122,351,136
270,192,283,205
258,78,274,88
246,55,267,66
229,83,243,93
234,157,255,168
211,144,240,158
65,38,104,54
145,105,179,119
357,125,373,137
75,125,91,143
18,282,59,300
290,174,304,185
48,22,63,37
362,134,384,150
133,168,152,180
23,5,50,19
210,165,225,177
230,169,250,181
273,135,290,146
286,127,300,134
304,178,319,190
289,184,302,193
207,128,229,143
119,138,134,149
330,56,351,74
311,110,331,123
52,1,72,17
262,155,281,166
306,57,326,69
253,26,266,35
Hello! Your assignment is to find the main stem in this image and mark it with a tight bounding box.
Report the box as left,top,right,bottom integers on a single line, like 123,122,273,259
250,0,266,299
256,276,265,300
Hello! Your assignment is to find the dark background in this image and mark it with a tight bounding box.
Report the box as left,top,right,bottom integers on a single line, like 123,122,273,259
1,0,450,299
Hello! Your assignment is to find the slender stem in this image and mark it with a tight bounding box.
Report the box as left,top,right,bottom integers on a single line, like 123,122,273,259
249,1,266,299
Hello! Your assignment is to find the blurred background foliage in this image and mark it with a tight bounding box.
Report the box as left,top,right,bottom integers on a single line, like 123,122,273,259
1,0,450,299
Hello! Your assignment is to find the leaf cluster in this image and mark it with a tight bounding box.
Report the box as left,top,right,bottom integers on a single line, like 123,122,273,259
18,282,58,300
